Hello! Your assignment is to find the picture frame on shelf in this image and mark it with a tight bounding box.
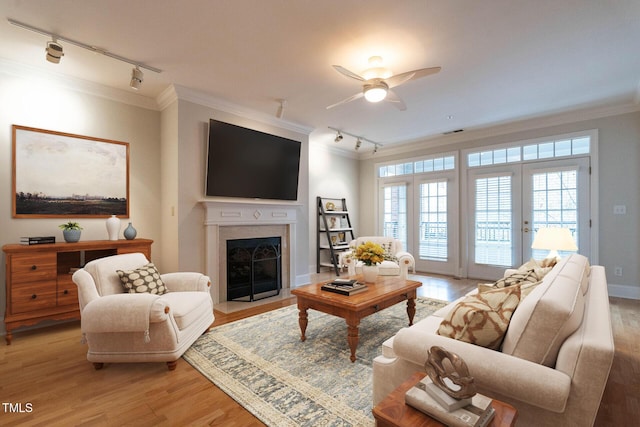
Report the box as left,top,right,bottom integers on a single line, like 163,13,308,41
12,125,130,218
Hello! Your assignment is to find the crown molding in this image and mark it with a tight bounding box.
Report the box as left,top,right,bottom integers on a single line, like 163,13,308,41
374,101,640,159
0,56,160,110
309,138,359,159
158,84,314,136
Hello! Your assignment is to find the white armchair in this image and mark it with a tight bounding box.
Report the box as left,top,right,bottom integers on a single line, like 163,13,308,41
339,236,415,277
72,253,214,370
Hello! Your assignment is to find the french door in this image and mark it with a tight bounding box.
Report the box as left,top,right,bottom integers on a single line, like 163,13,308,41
379,170,458,276
467,157,590,279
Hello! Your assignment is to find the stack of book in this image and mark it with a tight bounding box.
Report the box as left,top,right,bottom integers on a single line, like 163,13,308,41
321,279,368,295
20,236,56,245
405,376,495,427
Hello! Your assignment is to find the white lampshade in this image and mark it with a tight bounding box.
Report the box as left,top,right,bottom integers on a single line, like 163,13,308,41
531,227,578,259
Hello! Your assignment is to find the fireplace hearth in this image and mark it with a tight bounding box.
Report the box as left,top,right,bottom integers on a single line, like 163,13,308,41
227,237,281,302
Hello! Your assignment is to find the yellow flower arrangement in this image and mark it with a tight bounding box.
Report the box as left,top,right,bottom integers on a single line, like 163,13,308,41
353,241,385,266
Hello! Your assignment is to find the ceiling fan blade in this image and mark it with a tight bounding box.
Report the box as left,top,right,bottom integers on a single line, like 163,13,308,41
332,65,366,81
385,90,407,111
326,92,364,109
385,66,441,88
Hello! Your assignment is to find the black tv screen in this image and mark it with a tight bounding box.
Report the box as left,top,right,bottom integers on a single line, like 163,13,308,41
206,119,301,201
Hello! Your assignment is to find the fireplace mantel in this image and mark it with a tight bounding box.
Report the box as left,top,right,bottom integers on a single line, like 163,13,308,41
201,199,302,226
200,199,301,304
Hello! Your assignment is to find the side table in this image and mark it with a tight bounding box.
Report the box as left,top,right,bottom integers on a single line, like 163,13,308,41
372,372,518,427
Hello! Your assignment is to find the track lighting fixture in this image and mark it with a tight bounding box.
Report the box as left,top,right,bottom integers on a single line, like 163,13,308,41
8,18,162,90
130,66,143,90
276,99,287,119
328,126,383,152
45,39,64,64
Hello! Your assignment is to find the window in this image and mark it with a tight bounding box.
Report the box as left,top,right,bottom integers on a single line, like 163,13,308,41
382,184,407,249
419,180,448,261
468,134,591,168
379,155,454,177
474,175,513,266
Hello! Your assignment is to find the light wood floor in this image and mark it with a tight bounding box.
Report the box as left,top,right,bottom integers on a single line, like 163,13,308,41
0,273,637,426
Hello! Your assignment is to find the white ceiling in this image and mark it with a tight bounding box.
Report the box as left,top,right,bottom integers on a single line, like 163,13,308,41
1,0,639,152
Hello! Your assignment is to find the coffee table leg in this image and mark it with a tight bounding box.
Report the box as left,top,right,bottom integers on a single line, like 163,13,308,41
298,306,308,341
346,319,360,362
407,297,416,326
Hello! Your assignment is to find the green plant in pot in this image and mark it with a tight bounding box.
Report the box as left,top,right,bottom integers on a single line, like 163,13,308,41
59,221,83,243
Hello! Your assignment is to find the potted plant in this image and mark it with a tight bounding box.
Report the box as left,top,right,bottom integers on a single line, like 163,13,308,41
59,221,83,243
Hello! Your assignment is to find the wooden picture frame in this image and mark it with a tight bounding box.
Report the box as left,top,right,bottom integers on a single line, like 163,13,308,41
12,125,130,218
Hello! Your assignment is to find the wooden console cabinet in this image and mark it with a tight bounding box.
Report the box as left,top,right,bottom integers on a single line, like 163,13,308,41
3,238,153,344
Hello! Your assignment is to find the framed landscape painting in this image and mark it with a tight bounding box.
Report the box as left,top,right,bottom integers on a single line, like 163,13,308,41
12,125,130,218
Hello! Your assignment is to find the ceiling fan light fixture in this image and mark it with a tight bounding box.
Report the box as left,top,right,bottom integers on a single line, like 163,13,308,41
45,40,64,64
363,81,388,103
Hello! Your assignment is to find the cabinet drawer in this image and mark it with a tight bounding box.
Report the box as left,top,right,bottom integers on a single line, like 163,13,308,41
11,253,57,284
57,276,79,307
11,281,57,314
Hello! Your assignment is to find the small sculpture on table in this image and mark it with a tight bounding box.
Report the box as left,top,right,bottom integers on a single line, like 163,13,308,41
424,346,477,400
405,346,495,425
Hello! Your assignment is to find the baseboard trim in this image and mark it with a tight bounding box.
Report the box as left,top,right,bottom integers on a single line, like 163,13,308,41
608,283,640,300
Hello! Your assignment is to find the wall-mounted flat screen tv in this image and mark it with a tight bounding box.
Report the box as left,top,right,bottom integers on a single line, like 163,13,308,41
205,119,301,201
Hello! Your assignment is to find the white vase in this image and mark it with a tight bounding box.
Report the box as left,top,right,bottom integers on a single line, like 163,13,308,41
106,215,121,240
361,264,379,283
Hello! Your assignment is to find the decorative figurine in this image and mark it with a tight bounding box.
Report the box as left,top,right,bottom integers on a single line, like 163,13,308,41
425,346,477,399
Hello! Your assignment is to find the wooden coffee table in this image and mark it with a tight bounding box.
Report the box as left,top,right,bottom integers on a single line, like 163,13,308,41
291,275,422,362
373,372,518,427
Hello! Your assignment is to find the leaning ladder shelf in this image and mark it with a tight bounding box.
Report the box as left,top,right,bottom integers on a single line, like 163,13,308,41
316,196,355,276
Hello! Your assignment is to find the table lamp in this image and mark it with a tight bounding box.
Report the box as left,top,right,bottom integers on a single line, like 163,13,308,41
531,227,578,260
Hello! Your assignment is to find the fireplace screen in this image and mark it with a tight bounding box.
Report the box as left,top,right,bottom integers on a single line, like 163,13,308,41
227,237,281,302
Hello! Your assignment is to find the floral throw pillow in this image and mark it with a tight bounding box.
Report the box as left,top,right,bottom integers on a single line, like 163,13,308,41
379,241,398,262
437,286,521,350
117,263,167,295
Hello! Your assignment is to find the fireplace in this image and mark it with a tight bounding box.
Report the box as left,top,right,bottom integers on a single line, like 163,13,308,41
202,200,299,304
227,237,281,301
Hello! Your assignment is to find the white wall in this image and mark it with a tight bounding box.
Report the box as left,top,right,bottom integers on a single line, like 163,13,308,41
358,110,640,298
308,142,360,273
0,70,162,334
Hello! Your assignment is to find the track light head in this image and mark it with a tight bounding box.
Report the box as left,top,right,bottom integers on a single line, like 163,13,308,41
45,40,64,64
334,131,343,143
355,138,362,150
130,66,143,90
276,99,287,118
373,144,378,154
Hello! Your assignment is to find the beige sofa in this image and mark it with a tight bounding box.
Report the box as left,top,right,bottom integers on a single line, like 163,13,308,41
73,253,214,370
373,254,614,426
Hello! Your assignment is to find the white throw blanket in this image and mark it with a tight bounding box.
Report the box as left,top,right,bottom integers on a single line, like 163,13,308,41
81,293,163,344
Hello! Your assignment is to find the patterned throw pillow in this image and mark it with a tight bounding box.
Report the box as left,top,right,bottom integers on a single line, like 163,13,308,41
477,263,552,293
117,263,167,295
437,286,521,350
376,242,395,262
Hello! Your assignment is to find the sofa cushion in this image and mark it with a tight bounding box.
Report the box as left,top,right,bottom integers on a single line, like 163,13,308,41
159,292,212,330
501,254,588,366
117,263,167,295
84,252,149,296
437,286,521,350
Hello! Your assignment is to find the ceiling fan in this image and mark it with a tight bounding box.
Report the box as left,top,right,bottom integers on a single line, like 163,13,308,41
327,56,441,111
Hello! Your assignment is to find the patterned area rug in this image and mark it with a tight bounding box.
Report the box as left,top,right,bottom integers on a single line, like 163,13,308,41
183,297,447,426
